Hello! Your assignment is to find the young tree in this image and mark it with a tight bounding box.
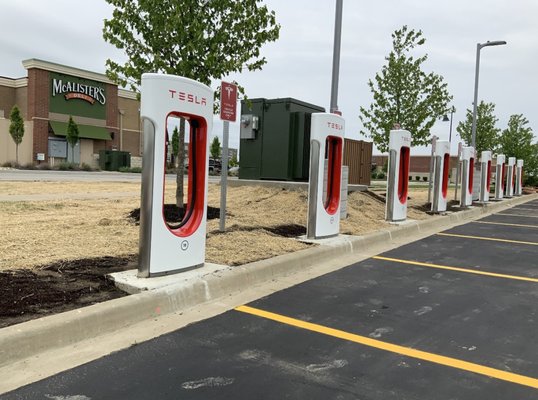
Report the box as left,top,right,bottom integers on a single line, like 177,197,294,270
66,116,80,164
499,114,537,185
360,26,452,152
9,105,24,164
210,136,221,160
171,126,180,167
103,0,280,210
456,101,500,154
499,114,534,159
229,153,239,167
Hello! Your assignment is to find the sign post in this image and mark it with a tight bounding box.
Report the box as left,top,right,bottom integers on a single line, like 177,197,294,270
219,81,238,232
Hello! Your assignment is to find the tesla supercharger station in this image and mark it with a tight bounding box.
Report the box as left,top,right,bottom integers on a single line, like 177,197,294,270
431,140,450,213
478,151,492,203
386,129,411,222
460,146,475,207
138,74,213,277
515,159,524,196
306,113,344,239
506,157,516,198
494,154,506,200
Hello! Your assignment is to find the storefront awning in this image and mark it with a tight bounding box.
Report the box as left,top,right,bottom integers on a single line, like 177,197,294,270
49,121,112,141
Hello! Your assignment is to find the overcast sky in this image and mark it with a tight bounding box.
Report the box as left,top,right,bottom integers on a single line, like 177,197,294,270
2,0,537,155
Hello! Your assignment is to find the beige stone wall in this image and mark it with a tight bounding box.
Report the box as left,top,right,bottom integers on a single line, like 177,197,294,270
80,139,96,167
0,120,33,165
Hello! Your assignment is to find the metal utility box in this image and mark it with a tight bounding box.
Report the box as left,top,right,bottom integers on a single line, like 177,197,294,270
239,98,325,181
99,150,131,171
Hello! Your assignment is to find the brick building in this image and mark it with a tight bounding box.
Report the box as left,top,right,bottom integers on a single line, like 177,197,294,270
0,59,141,166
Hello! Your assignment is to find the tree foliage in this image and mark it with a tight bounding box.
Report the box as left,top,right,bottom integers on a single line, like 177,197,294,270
360,25,452,152
499,114,538,185
9,105,24,164
456,101,500,155
103,0,280,94
103,0,280,208
499,114,534,159
210,136,221,159
66,116,80,163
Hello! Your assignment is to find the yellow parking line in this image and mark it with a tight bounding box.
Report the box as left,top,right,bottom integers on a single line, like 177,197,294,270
497,213,538,218
235,305,538,389
372,256,538,283
436,232,538,246
473,221,538,229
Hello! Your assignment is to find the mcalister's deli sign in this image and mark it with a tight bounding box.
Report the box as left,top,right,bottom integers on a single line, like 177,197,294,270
52,77,106,105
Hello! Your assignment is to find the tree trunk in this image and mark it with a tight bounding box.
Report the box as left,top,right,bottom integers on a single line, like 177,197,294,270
15,144,19,165
175,118,186,210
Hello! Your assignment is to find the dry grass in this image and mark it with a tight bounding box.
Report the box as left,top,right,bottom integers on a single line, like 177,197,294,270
0,181,140,196
0,182,441,271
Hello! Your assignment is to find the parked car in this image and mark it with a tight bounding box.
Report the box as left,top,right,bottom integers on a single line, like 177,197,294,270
209,158,221,174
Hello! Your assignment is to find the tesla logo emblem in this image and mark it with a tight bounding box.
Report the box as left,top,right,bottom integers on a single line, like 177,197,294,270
327,122,343,130
330,217,335,224
224,85,234,98
181,240,189,251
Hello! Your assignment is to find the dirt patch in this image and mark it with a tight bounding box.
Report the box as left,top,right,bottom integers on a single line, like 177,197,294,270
0,255,135,328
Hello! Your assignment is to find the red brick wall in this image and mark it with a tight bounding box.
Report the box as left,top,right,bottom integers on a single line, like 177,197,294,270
106,84,119,150
372,155,460,173
27,68,50,161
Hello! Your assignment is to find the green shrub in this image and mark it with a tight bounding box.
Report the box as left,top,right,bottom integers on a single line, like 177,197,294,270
2,161,20,168
119,166,142,173
36,163,51,170
415,176,421,181
377,172,386,179
422,176,428,182
524,175,538,187
81,163,93,171
57,162,76,171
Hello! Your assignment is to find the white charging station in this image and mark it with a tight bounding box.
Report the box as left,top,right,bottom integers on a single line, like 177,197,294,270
459,146,475,207
138,74,213,277
515,159,524,196
478,150,492,203
306,113,344,239
494,154,505,200
506,157,516,198
431,140,450,213
386,129,411,222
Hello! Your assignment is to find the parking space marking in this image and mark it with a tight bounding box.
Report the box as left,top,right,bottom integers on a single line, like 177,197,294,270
372,256,538,283
235,305,538,389
473,221,538,228
511,207,538,211
497,213,538,218
436,232,538,246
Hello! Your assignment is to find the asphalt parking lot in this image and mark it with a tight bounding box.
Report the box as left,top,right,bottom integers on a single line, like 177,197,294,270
3,200,537,399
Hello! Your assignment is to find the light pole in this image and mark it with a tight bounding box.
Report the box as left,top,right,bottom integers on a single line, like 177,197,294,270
330,0,343,114
471,40,506,149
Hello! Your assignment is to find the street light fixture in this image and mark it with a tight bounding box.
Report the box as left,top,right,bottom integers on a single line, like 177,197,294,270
442,106,455,144
471,40,507,149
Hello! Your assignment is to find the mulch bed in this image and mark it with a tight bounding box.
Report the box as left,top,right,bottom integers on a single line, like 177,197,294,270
0,255,135,328
128,204,222,225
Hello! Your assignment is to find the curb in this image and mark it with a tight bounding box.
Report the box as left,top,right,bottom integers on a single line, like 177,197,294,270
0,193,536,367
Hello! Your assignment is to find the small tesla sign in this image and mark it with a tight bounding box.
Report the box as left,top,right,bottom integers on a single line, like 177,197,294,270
220,81,237,122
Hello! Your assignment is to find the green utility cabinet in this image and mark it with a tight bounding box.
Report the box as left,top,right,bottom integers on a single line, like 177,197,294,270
99,150,131,171
239,98,324,181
